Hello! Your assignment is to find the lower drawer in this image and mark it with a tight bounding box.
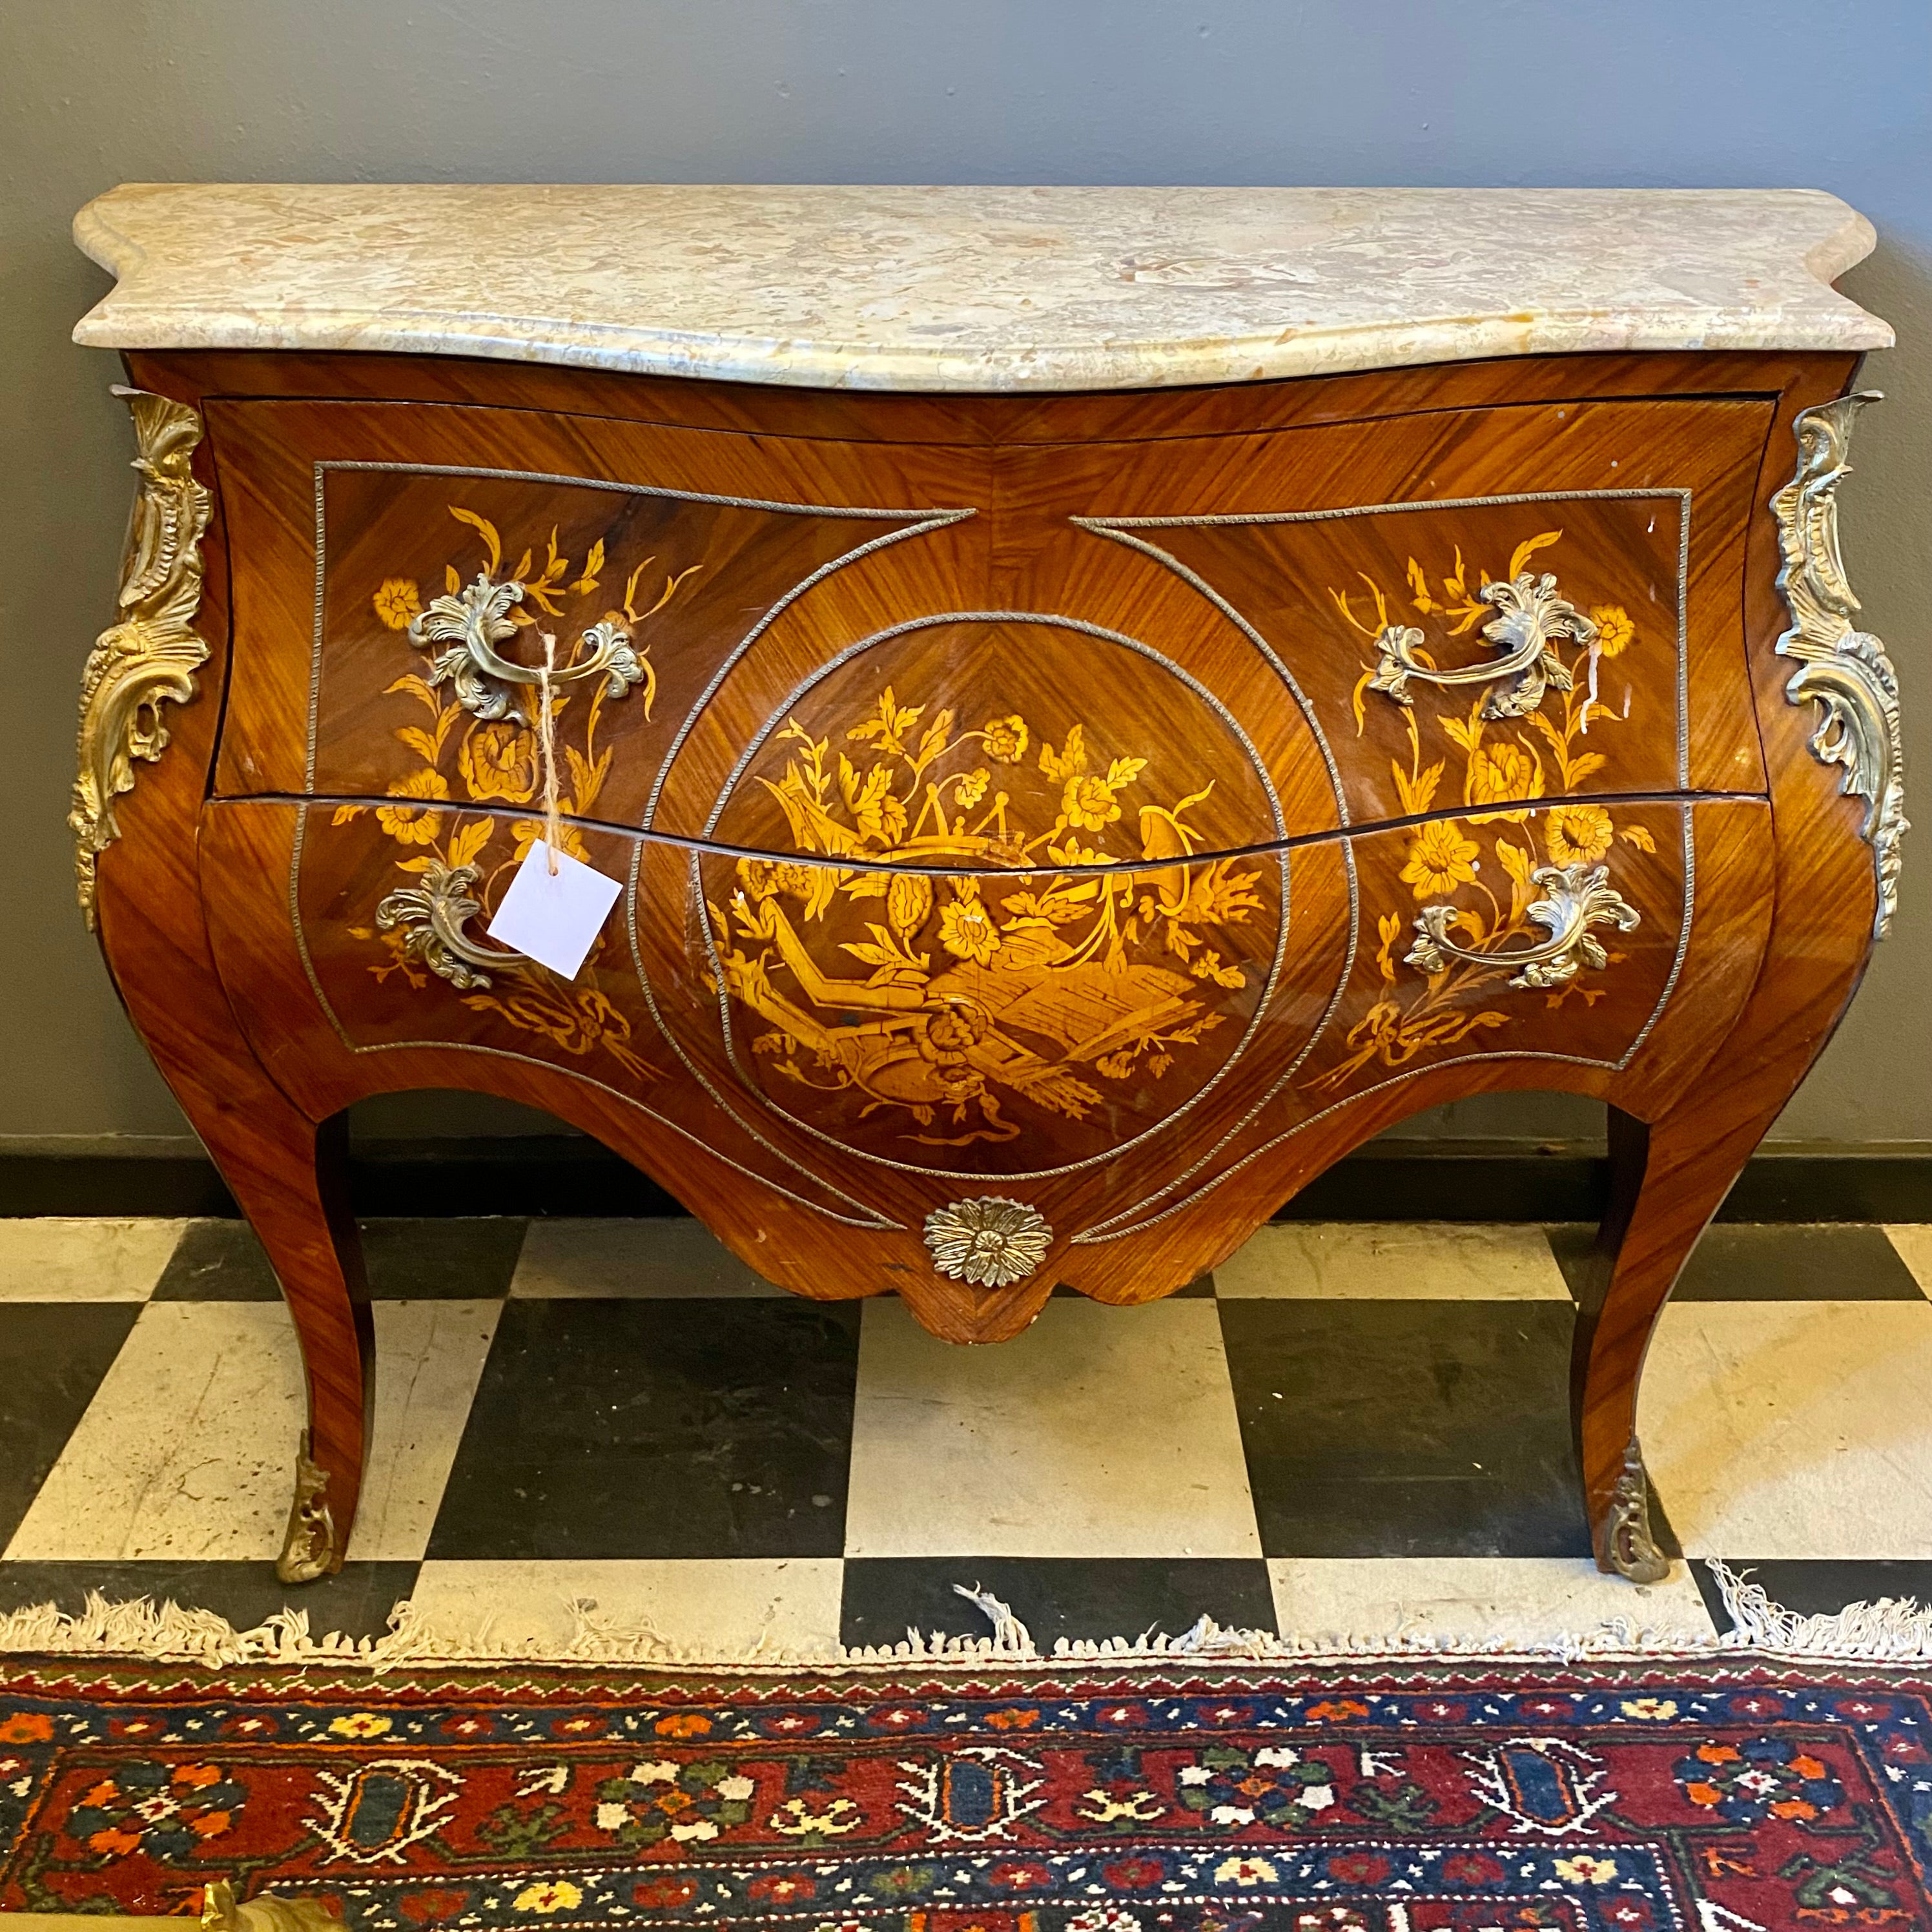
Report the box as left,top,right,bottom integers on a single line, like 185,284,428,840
198,792,1770,1329
276,789,1696,1164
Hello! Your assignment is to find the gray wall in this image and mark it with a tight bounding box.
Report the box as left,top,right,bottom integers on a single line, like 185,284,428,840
4,1,1926,1153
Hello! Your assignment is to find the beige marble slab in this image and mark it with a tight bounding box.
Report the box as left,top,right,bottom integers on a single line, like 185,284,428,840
1640,1300,1932,1559
5,1299,497,1562
844,1297,1260,1558
1214,1222,1571,1300
73,184,1889,393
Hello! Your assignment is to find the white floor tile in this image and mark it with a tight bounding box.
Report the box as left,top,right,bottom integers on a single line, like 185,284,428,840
844,1297,1260,1559
1641,1299,1932,1559
5,1300,497,1563
1213,1222,1571,1299
409,1557,843,1660
0,1218,187,1302
509,1218,783,1297
355,1302,502,1561
1884,1226,1932,1298
1268,1556,1717,1646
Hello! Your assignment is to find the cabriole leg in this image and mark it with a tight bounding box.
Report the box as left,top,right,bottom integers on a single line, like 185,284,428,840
1571,1095,1794,1582
94,898,373,1582
197,1107,371,1583
198,1102,371,1583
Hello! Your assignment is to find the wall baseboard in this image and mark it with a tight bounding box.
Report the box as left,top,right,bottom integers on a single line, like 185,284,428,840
1,1136,1927,1222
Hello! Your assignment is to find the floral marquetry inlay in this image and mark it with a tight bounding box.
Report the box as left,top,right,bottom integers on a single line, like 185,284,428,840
1310,531,1656,1093
335,501,688,1085
704,683,1279,1165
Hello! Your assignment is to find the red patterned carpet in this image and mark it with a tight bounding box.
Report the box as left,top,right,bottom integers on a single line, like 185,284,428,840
4,1657,1930,1931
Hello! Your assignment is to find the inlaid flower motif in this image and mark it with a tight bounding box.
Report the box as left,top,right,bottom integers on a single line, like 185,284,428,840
954,767,991,808
1589,604,1636,657
376,768,449,845
1064,773,1124,832
938,885,1002,965
1399,821,1480,899
923,1195,1053,1287
509,817,590,866
1547,802,1614,866
458,719,539,803
373,578,422,630
1466,739,1543,819
888,871,934,940
981,714,1029,763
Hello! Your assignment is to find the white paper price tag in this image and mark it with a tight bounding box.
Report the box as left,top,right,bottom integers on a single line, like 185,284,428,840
486,841,623,980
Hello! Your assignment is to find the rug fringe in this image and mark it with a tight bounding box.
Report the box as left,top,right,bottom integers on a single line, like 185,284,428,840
4,1565,1930,1674
1705,1557,1932,1661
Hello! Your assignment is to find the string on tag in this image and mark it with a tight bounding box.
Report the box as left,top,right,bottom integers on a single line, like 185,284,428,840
537,632,562,876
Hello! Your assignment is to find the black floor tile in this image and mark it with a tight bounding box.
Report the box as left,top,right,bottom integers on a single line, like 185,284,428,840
1548,1223,1926,1304
0,1559,418,1643
427,1297,860,1561
1694,1557,1932,1633
0,1303,141,1549
152,1217,528,1300
1218,1298,1590,1559
840,1557,1277,1651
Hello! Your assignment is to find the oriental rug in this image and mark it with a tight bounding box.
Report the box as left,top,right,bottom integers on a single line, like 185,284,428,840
5,1654,1932,1932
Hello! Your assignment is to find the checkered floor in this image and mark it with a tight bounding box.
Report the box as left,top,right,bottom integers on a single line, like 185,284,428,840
3,1215,1931,1658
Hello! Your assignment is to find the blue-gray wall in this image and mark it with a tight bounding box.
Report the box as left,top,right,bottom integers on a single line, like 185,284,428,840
4,0,1925,1149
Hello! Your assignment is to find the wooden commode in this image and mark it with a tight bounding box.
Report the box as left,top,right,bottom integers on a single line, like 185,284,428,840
65,184,1903,1587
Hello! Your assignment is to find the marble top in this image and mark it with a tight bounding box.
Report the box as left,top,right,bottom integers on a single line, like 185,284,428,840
72,183,1891,394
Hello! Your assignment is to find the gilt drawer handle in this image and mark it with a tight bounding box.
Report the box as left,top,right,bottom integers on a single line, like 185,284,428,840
1370,571,1596,721
408,574,646,725
1405,859,1639,989
375,858,527,989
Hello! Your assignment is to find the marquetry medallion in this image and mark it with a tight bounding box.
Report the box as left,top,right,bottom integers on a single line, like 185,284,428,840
687,615,1293,1177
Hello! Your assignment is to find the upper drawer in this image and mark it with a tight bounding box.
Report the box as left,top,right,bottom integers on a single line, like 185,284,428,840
208,398,992,816
207,389,1771,857
1002,395,1776,824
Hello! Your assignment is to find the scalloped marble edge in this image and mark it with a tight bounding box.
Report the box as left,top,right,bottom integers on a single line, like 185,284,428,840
72,183,1892,394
